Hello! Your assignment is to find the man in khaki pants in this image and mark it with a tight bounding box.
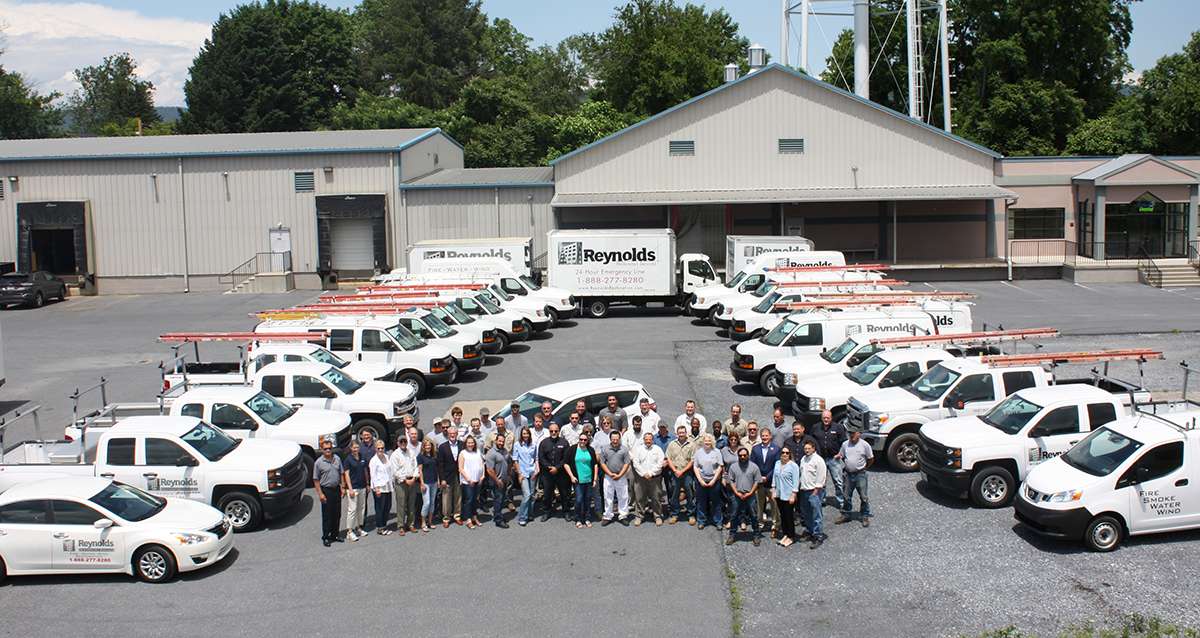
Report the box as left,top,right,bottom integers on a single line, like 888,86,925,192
390,433,420,535
631,431,666,526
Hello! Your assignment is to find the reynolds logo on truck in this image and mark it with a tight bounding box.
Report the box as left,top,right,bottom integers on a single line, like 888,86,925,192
425,248,513,260
745,245,809,257
558,242,657,265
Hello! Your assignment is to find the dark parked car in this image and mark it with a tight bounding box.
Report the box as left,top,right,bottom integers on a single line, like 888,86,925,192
0,271,68,308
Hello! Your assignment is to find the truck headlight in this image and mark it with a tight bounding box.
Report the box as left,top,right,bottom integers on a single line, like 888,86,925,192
736,354,754,370
482,330,496,344
696,297,706,305
463,345,479,358
1048,489,1082,503
171,532,208,545
269,467,285,489
733,321,746,333
561,299,570,306
944,448,962,469
394,401,407,416
867,412,887,429
512,320,524,333
808,397,825,411
782,372,797,386
535,309,545,317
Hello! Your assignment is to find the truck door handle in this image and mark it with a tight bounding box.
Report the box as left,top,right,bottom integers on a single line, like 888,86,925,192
52,532,68,539
1068,441,1079,446
100,473,115,478
0,529,7,536
1176,479,1189,487
142,473,158,478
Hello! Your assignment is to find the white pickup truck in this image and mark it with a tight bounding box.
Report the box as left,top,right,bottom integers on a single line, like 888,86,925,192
252,362,418,444
0,411,306,532
787,348,958,425
162,341,395,392
1015,405,1200,552
846,350,1162,472
918,383,1151,508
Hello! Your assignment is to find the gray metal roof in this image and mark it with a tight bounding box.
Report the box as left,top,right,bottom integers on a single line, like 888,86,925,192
402,167,554,189
0,128,445,162
551,184,1016,207
1072,153,1198,183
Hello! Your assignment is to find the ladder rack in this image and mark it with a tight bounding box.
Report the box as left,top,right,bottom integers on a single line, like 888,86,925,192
768,263,890,273
158,331,325,343
980,349,1164,368
872,327,1058,347
773,299,922,311
318,292,450,303
801,291,974,301
773,278,908,288
356,282,487,292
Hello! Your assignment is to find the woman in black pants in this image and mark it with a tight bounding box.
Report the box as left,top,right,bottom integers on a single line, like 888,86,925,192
771,447,801,547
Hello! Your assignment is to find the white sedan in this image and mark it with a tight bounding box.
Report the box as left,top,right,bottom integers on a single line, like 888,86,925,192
0,477,233,583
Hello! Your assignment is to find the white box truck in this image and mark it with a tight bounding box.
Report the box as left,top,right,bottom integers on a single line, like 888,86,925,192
725,235,815,281
546,229,716,318
407,237,532,276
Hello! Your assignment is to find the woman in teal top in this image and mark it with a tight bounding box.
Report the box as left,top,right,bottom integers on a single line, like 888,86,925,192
565,432,600,528
771,447,801,547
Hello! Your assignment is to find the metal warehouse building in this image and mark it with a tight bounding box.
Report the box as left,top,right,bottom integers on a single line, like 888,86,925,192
0,63,1197,293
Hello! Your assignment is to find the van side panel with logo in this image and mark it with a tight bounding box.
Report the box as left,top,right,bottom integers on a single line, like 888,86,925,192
725,236,819,278
548,229,675,297
407,237,532,276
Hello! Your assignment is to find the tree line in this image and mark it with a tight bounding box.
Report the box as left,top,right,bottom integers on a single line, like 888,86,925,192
0,0,1197,162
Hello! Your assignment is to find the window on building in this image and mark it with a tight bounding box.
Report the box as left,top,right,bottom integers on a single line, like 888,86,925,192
778,138,805,154
668,140,695,156
1007,208,1065,240
0,178,5,199
294,172,315,193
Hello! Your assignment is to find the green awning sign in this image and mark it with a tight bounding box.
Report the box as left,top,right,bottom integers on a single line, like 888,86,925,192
1134,191,1162,213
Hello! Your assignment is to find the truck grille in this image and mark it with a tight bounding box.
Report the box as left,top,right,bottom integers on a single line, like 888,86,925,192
793,392,811,411
846,399,868,430
280,453,306,487
917,431,951,467
396,396,417,416
335,426,352,451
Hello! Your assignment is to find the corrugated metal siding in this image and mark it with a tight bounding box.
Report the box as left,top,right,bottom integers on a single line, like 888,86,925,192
183,152,394,276
554,70,995,196
401,185,554,268
401,135,465,182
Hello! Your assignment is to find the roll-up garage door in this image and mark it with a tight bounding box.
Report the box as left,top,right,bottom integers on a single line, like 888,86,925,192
330,218,374,270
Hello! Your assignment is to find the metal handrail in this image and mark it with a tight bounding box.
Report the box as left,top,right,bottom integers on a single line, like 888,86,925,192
1136,245,1162,288
1189,240,1200,270
1006,239,1070,279
218,251,293,290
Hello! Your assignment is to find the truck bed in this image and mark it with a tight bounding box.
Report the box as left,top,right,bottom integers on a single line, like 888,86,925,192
183,362,242,375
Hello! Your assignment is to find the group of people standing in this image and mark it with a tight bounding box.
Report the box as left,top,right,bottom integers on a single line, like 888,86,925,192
311,399,875,550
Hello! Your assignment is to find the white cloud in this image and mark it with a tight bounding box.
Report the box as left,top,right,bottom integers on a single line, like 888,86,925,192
0,1,210,105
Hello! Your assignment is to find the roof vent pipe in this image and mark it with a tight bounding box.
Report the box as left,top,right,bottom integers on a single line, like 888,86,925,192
724,63,739,83
748,43,766,70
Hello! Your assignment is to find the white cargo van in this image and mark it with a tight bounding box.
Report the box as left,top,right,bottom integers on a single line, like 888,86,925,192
407,237,532,276
546,228,716,318
687,252,849,323
789,348,958,424
725,235,815,280
731,303,974,394
410,257,576,323
1015,405,1200,551
713,272,891,328
255,317,456,397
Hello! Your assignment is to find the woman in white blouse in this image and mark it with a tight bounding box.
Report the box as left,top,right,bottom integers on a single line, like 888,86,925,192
369,441,394,535
458,435,486,529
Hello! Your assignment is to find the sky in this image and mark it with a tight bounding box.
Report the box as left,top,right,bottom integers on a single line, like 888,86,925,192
0,0,1195,106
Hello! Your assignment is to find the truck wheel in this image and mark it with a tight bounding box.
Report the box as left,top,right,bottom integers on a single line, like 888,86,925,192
1084,514,1123,552
397,372,427,398
219,491,264,532
706,307,720,324
301,451,316,484
546,307,560,324
970,466,1015,508
759,369,780,395
586,300,608,319
133,544,178,583
886,433,921,472
0,555,7,584
354,419,386,443
495,331,510,352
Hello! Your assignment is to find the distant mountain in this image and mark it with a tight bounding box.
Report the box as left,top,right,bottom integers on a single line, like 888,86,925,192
156,107,185,123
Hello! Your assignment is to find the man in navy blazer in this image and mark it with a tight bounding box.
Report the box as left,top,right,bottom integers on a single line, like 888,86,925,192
436,427,466,527
750,427,782,534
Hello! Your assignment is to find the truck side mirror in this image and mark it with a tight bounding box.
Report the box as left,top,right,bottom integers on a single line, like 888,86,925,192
93,518,114,529
178,455,199,467
955,400,966,410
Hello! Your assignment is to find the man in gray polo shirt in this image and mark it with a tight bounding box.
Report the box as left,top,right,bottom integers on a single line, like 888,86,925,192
484,436,513,528
598,430,632,525
725,446,763,546
597,395,628,433
836,427,875,527
312,440,345,547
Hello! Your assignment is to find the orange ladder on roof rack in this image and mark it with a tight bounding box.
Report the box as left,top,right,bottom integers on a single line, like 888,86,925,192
767,264,890,273
158,331,325,343
979,349,1164,367
773,278,908,288
871,327,1059,347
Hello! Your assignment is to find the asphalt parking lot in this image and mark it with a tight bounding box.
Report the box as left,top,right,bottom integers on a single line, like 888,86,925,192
2,280,1200,637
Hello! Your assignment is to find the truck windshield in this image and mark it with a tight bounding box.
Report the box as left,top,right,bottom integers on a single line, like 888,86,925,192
753,292,781,313
475,295,502,314
845,355,889,385
1062,427,1144,477
307,347,349,369
821,338,858,363
245,391,295,425
439,303,475,324
519,275,541,291
181,422,240,462
724,272,746,289
385,324,427,350
90,481,165,522
762,319,797,347
489,286,513,302
751,282,775,297
321,368,364,394
980,396,1043,435
907,365,961,402
423,314,457,338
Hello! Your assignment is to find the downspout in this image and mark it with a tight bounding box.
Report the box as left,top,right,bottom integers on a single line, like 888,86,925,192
178,157,190,292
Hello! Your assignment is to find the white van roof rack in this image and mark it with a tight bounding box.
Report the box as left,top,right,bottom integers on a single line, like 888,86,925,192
773,298,931,311
159,331,324,343
773,278,907,288
802,291,974,301
767,264,890,273
979,349,1163,368
871,327,1058,347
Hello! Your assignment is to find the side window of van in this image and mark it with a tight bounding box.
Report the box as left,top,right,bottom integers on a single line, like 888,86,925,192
953,374,995,403
785,323,822,347
361,330,395,351
253,354,277,371
1002,371,1037,396
180,403,205,419
329,329,354,352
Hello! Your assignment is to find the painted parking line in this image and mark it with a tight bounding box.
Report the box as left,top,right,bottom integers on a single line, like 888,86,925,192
999,281,1040,296
1072,282,1099,292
